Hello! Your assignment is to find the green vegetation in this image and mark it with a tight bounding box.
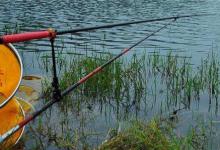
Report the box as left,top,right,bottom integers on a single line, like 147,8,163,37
41,52,146,118
33,50,220,149
99,120,172,150
98,119,208,150
2,23,21,34
6,48,217,150
41,49,220,113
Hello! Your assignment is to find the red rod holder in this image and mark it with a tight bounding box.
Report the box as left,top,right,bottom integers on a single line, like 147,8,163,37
0,29,56,44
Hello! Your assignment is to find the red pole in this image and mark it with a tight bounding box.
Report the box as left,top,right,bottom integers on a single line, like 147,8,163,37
0,29,56,44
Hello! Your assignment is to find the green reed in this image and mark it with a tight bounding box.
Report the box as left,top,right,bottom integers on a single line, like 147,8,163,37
40,49,220,114
41,52,147,119
37,49,220,150
2,23,21,34
98,119,208,150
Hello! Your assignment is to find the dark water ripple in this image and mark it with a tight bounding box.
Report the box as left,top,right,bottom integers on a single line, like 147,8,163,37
0,0,219,73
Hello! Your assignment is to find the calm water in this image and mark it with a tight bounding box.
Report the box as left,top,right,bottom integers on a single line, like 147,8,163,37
1,0,220,149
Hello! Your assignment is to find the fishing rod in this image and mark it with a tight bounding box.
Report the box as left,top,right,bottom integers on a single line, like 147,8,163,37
0,14,210,44
0,19,176,145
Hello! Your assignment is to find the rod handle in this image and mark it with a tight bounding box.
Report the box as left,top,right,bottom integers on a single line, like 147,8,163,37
0,29,56,44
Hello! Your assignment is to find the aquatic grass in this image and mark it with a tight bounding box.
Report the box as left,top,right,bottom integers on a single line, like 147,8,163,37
37,49,220,150
41,51,148,118
98,120,172,150
98,119,209,150
41,49,220,115
147,51,220,110
2,23,21,35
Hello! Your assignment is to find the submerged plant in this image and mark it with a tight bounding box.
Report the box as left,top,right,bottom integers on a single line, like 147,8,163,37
98,119,208,150
98,120,172,150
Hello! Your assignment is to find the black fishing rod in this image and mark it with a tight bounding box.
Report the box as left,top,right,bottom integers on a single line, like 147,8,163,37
0,19,176,144
0,14,211,44
57,14,208,35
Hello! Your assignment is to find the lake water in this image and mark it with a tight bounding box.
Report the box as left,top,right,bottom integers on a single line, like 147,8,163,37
1,0,220,149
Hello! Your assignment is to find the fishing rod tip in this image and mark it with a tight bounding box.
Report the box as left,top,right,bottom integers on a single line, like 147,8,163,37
193,13,216,17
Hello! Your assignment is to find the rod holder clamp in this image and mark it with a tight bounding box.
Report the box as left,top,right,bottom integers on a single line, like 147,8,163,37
50,36,61,102
52,77,61,102
48,28,57,40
